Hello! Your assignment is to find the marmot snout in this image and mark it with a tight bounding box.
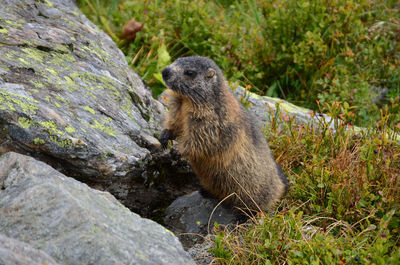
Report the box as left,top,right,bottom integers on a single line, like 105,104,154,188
160,56,288,212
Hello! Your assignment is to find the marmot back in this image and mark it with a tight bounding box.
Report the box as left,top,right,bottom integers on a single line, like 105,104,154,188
160,56,288,212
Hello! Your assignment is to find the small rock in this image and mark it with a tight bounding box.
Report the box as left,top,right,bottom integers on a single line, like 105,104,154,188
165,191,238,249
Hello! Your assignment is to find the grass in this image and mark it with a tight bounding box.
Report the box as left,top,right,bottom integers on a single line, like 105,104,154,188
75,0,400,263
210,102,400,264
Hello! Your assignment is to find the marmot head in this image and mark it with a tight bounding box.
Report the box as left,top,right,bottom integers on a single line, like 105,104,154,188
162,56,224,104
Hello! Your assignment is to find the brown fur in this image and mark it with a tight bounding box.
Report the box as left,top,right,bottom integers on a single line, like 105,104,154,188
161,56,288,212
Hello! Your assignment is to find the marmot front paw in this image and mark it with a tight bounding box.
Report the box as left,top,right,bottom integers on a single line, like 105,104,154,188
160,129,174,149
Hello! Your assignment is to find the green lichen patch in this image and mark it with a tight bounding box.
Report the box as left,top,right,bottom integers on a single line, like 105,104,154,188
80,44,116,69
64,76,75,86
34,137,46,145
4,19,22,27
53,96,69,108
49,135,74,148
78,117,117,136
22,40,33,46
71,9,80,17
68,72,80,80
83,105,95,114
76,71,121,98
100,116,112,124
65,125,76,133
85,91,97,100
100,150,114,161
46,68,57,76
15,117,71,147
44,0,54,7
0,65,10,72
91,225,102,234
55,95,68,103
30,120,78,148
120,101,139,124
16,47,75,83
89,118,116,136
20,47,47,63
49,51,75,64
0,91,39,114
40,120,65,136
18,117,32,129
62,79,79,92
17,57,30,66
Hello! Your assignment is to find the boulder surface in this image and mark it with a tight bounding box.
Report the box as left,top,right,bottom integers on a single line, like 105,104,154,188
0,0,200,217
0,233,59,265
0,152,195,265
0,0,163,179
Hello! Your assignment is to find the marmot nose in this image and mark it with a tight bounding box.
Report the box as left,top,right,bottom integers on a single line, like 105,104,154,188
162,67,171,81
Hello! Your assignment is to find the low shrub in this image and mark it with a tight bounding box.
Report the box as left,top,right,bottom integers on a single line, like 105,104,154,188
77,0,400,126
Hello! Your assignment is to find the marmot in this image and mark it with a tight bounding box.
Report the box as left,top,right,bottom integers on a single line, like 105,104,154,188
160,56,288,212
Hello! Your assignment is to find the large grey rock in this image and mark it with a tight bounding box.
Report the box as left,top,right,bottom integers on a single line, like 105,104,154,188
0,0,200,218
0,0,163,194
0,233,59,265
233,86,331,127
0,152,195,265
233,87,400,142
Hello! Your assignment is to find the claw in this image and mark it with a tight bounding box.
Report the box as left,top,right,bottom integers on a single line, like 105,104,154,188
160,129,173,149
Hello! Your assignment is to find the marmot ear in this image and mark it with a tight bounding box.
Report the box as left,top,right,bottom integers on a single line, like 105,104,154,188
206,68,215,78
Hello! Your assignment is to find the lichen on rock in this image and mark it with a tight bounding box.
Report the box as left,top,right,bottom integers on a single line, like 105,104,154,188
0,0,164,184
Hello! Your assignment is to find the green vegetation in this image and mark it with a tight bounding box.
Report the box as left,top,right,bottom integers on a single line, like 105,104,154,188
77,0,399,127
76,0,400,263
211,102,399,264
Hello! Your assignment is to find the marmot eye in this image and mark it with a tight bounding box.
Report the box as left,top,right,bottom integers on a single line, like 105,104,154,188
184,70,196,77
